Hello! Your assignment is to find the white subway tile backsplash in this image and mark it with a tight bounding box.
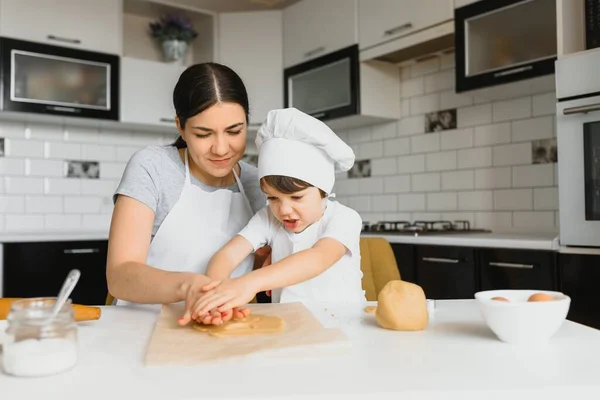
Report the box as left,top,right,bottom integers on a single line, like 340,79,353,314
427,192,457,211
347,126,372,144
458,191,493,211
474,123,511,146
0,215,4,231
372,195,398,212
397,193,426,211
25,195,63,214
410,58,440,78
401,77,425,98
0,121,25,138
440,90,474,109
45,215,82,231
511,116,553,142
475,212,512,230
348,196,371,212
401,66,411,80
534,187,559,210
82,144,116,161
475,167,511,189
442,212,474,225
397,154,425,174
512,211,555,230
44,178,81,195
65,127,99,142
5,177,44,194
359,141,383,158
457,104,492,127
82,214,112,231
383,137,410,157
358,178,384,194
25,159,64,177
401,100,411,117
493,143,531,166
0,195,25,213
371,123,398,140
44,142,81,159
99,129,136,145
410,93,440,115
116,146,142,162
64,196,103,213
360,212,385,223
492,97,532,122
333,179,359,196
512,164,554,187
384,175,411,193
458,147,492,169
383,213,412,221
27,123,63,140
371,157,397,176
81,180,119,196
441,128,473,150
0,158,25,175
533,92,556,116
411,133,440,153
494,189,533,210
5,215,44,231
442,170,474,190
425,70,454,93
411,212,441,221
5,138,44,157
426,151,457,171
398,115,425,136
440,52,455,69
411,173,440,192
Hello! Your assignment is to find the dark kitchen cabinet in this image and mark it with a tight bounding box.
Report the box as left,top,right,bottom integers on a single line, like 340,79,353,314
559,253,600,330
479,249,557,291
3,240,109,305
415,245,477,299
390,243,416,284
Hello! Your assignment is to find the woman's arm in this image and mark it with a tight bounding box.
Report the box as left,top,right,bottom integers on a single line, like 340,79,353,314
106,195,209,304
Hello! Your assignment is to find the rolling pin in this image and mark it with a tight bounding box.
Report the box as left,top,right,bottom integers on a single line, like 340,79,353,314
0,298,101,322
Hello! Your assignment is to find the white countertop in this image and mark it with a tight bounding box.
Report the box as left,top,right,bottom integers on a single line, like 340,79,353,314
0,231,109,243
2,300,600,399
361,231,560,250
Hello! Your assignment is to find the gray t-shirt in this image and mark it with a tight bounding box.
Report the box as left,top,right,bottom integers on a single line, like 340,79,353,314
113,145,266,237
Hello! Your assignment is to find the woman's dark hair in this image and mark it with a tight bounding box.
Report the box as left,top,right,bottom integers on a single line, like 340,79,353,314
261,175,327,199
171,62,250,148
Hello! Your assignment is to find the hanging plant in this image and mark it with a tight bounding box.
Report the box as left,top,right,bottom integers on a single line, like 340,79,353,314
149,14,198,43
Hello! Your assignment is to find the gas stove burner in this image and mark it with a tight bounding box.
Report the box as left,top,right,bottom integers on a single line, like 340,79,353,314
361,219,490,235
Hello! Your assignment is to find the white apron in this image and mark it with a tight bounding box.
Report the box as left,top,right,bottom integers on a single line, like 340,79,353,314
270,202,365,305
116,149,255,306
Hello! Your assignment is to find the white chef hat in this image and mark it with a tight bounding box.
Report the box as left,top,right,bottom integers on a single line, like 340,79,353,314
255,107,355,194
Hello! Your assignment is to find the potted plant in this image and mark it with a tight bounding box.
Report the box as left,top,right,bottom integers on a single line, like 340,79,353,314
149,14,198,65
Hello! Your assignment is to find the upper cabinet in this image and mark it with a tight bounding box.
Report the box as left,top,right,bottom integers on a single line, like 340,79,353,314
358,0,453,51
283,0,357,68
0,0,122,54
218,11,283,126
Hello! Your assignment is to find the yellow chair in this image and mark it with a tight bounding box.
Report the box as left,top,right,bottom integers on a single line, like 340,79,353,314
360,237,401,301
105,292,115,306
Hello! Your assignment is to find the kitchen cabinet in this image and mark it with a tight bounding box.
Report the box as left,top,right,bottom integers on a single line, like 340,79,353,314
0,0,121,55
218,11,283,126
283,0,357,68
559,253,600,330
3,240,109,305
390,244,416,284
120,57,184,128
357,0,453,50
479,249,557,291
415,245,477,300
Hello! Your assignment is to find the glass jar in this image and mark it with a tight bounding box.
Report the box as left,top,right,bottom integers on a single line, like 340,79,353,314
2,297,78,377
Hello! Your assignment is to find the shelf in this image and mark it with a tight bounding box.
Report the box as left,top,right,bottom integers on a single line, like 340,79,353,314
122,0,215,66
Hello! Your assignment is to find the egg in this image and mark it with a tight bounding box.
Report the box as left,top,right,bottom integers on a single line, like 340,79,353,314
491,296,510,302
527,292,554,302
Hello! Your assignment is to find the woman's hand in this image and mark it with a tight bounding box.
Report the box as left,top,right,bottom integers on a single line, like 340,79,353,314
190,277,259,319
193,306,251,325
177,274,219,326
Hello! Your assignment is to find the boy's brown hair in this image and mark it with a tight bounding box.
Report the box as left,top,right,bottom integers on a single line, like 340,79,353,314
261,175,327,198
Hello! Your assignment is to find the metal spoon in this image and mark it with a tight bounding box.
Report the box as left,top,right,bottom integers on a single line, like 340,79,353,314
47,269,81,323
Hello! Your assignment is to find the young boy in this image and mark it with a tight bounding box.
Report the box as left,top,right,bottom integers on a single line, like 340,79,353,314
184,107,366,322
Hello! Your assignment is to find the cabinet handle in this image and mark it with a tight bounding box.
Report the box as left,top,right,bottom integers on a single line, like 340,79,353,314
489,262,534,269
422,257,460,264
304,46,325,58
47,34,81,45
383,23,413,37
160,118,175,123
563,103,600,115
63,248,99,254
493,65,533,78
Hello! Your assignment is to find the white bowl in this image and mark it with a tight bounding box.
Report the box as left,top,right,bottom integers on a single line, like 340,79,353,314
474,289,571,345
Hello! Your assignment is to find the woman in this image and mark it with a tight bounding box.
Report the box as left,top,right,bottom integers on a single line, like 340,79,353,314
106,62,267,324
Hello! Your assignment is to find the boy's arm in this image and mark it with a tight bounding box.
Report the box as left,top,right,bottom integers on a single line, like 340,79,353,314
205,235,255,280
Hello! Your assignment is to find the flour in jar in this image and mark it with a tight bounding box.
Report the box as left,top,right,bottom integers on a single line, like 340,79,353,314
2,338,78,377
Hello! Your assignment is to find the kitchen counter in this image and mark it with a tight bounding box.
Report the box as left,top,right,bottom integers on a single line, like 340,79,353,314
2,300,600,399
361,231,560,250
0,231,109,242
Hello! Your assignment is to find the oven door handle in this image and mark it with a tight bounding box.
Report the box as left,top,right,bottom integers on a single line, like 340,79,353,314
563,103,600,115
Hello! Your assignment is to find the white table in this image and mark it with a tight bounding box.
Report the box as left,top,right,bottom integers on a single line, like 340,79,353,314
2,300,600,400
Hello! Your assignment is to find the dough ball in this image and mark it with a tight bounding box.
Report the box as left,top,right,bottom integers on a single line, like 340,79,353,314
375,280,428,331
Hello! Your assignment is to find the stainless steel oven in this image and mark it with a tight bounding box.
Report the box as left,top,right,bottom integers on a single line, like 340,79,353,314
556,48,600,247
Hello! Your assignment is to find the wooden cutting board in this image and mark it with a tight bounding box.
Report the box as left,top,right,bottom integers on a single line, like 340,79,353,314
144,302,349,366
